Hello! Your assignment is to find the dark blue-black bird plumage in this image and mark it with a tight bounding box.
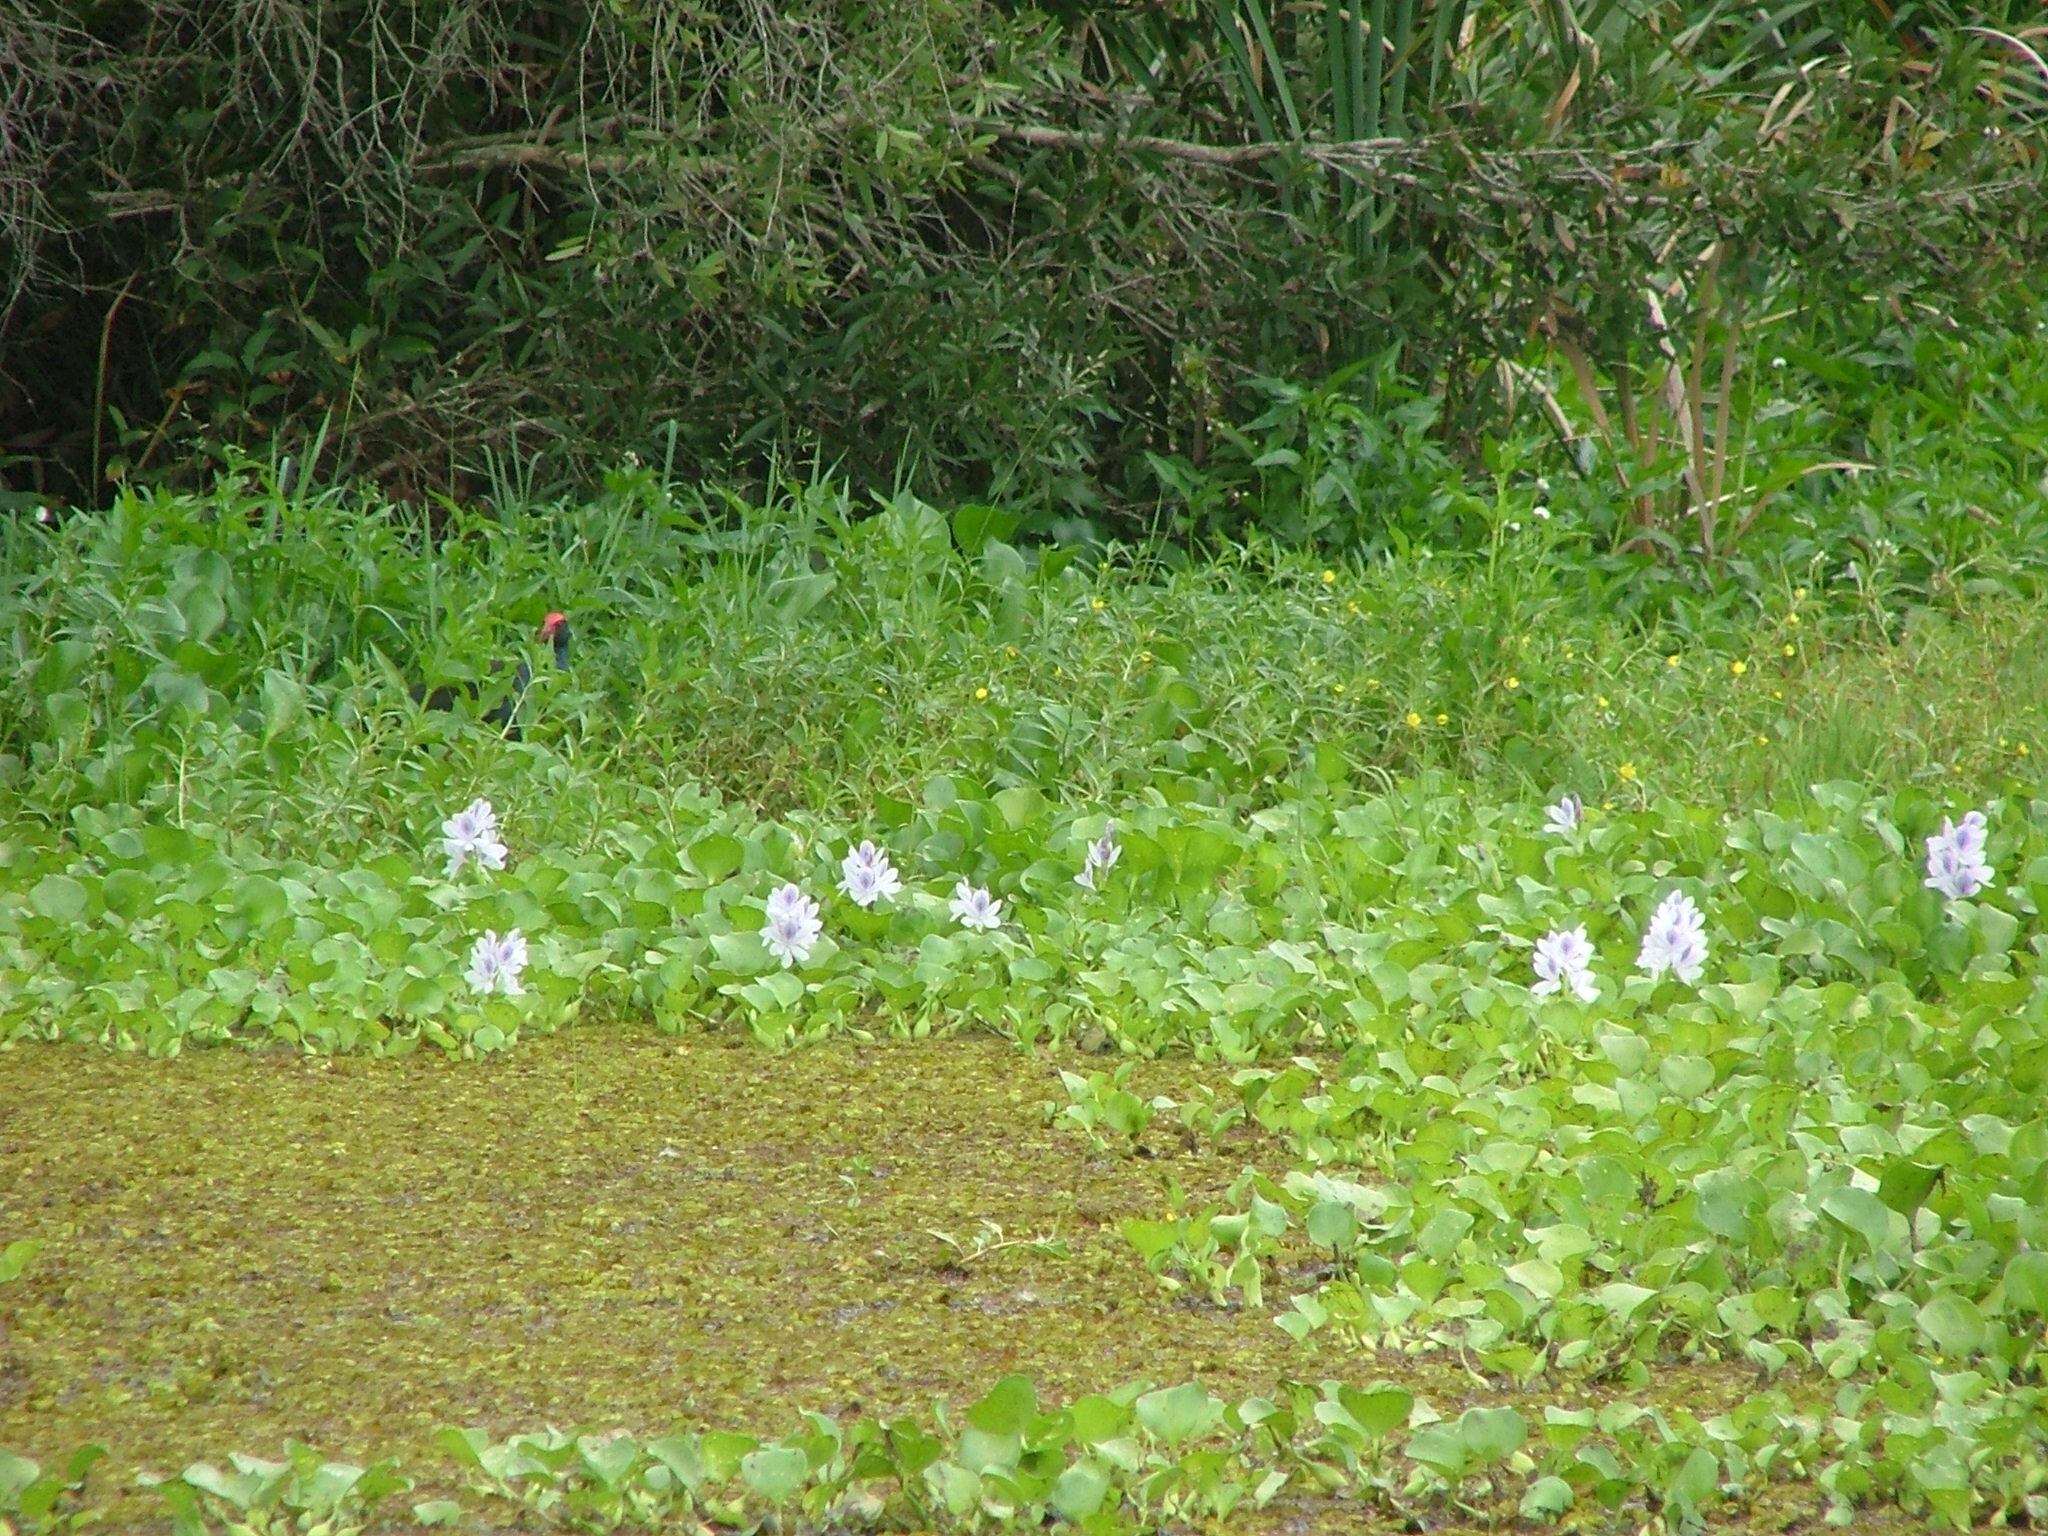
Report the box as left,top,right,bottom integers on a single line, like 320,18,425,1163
412,612,569,735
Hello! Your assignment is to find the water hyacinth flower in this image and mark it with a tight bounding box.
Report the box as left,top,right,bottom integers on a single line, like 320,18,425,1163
442,797,507,879
838,841,903,908
1924,811,1992,900
1543,794,1583,837
466,928,528,996
1075,821,1122,890
1532,926,1598,1001
1638,890,1708,985
762,882,823,968
950,879,1002,931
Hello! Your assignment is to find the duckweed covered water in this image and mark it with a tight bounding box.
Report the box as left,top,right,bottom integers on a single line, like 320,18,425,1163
0,1031,1853,1531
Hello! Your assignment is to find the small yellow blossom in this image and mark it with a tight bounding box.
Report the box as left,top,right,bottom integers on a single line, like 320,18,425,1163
1506,676,1520,690
1346,601,1360,615
1090,597,1105,612
1755,734,1769,746
1005,645,1018,657
2019,742,2031,757
1321,569,1337,586
1406,711,1422,729
1366,677,1380,690
1435,712,1448,726
1563,647,1574,659
1601,800,1613,811
1788,612,1801,626
1795,586,1809,601
1332,683,1346,696
1783,643,1796,656
975,686,990,701
1666,654,1681,668
1730,660,1748,677
1597,695,1610,709
1139,650,1153,663
1772,689,1784,700
875,684,886,695
1618,761,1638,782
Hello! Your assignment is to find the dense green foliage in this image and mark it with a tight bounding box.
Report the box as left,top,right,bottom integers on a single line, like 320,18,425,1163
5,339,2048,1523
5,0,2042,535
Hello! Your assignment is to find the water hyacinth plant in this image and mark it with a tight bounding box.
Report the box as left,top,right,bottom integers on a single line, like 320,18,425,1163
442,798,507,879
1075,821,1121,890
465,929,528,996
949,879,1002,931
1543,794,1583,837
1638,890,1708,984
837,841,903,908
1531,926,1598,1001
1925,810,1994,900
762,883,823,967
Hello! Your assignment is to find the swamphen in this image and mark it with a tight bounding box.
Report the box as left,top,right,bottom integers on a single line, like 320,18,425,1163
412,611,570,735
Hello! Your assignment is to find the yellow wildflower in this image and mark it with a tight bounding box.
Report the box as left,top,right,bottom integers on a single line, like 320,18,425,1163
1506,676,1520,690
975,686,990,701
1666,654,1680,668
1618,762,1638,782
1435,712,1448,726
1406,711,1422,729
1090,597,1105,612
1730,660,1748,677
1321,569,1337,586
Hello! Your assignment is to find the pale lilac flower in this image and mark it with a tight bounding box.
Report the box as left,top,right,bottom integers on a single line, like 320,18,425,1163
1638,890,1708,984
1532,926,1598,1001
1543,795,1583,837
1924,811,1993,901
950,879,1002,931
1942,811,1989,863
762,883,822,967
466,928,528,996
1075,821,1122,890
838,841,903,908
442,797,507,879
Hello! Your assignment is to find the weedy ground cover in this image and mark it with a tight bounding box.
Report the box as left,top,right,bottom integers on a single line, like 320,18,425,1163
3,371,2048,1530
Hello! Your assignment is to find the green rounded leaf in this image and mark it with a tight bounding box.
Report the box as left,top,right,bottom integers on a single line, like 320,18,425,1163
739,1445,809,1503
2004,1251,2048,1316
1135,1383,1221,1446
29,874,89,923
1459,1406,1527,1463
